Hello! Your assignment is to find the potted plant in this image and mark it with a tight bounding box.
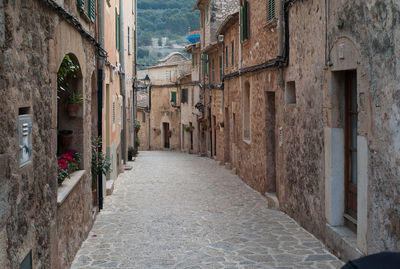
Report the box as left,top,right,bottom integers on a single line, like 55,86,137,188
184,125,195,132
67,92,84,117
201,122,207,131
134,121,141,133
128,146,138,161
58,130,73,147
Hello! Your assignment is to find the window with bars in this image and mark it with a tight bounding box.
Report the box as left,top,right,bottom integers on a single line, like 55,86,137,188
267,0,275,22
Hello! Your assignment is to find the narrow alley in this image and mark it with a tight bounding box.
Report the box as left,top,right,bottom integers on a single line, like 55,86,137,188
71,152,343,269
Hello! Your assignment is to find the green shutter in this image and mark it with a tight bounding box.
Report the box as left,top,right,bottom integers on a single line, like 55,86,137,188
243,0,248,40
88,0,95,22
268,0,275,22
115,8,118,48
77,0,85,11
171,92,177,104
240,6,244,42
181,89,188,103
118,14,121,51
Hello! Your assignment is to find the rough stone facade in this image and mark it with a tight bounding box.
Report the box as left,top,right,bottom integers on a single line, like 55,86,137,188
0,0,99,268
189,0,400,261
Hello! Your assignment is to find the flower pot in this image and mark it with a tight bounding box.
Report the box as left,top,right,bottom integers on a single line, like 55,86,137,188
67,104,80,117
59,131,73,148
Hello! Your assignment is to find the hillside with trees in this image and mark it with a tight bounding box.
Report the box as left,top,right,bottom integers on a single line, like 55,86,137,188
137,0,199,68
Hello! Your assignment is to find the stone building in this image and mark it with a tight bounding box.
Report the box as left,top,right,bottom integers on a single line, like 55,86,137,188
0,0,99,268
101,0,136,187
194,0,238,157
189,0,400,262
0,0,136,268
277,0,400,260
145,52,191,150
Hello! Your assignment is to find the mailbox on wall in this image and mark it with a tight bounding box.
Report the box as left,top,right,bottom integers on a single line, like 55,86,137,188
18,114,32,167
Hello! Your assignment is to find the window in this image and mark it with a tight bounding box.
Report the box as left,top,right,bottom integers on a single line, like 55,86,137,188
219,55,223,80
112,102,115,124
240,0,249,42
115,8,119,50
142,111,146,123
78,0,95,22
181,88,188,103
211,59,215,83
285,81,296,105
171,91,177,105
267,0,275,22
225,46,228,68
206,4,209,22
128,26,131,54
243,82,250,141
202,54,209,76
231,41,235,67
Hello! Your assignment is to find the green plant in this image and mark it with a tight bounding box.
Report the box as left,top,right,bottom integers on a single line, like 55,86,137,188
67,92,84,104
91,137,112,177
184,125,195,132
128,146,138,160
134,121,141,132
57,54,80,92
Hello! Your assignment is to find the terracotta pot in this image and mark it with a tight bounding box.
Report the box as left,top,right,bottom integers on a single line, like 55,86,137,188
67,104,80,117
59,131,73,147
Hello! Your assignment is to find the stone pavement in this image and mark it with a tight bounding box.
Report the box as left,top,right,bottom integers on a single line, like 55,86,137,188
71,151,344,269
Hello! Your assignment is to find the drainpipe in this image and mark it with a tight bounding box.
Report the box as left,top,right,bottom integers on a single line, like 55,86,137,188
120,0,127,164
278,0,285,89
97,0,104,210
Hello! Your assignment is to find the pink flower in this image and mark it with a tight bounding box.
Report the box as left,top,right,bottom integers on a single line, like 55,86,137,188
66,150,76,156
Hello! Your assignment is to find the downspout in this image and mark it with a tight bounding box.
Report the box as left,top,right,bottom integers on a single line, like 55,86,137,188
133,0,138,152
278,0,285,89
120,0,127,164
97,0,104,210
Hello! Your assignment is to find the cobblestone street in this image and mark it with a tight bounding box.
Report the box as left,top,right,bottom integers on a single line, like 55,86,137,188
71,151,344,269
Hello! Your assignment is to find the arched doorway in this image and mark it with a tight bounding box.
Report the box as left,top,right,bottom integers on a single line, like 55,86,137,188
56,54,84,185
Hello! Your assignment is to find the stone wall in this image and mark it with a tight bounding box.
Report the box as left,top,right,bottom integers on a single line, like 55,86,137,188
0,0,97,268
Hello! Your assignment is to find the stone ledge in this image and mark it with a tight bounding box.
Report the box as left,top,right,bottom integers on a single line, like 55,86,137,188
325,224,363,262
57,170,86,205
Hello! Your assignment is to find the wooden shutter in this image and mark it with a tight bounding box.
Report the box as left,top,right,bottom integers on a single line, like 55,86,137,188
231,41,234,66
240,0,248,42
88,0,95,22
171,92,177,104
268,0,275,22
77,0,85,11
118,14,121,51
115,8,118,48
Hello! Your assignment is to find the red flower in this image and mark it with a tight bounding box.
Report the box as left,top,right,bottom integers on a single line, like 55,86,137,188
66,150,76,156
58,158,67,165
62,154,74,162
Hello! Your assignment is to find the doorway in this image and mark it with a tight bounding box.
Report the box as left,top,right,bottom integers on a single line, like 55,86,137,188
344,70,358,224
189,122,193,150
224,108,230,163
163,122,170,148
213,115,217,156
265,91,276,193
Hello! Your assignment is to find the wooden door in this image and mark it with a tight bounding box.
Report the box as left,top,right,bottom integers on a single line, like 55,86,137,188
265,92,276,193
163,122,170,148
345,71,358,220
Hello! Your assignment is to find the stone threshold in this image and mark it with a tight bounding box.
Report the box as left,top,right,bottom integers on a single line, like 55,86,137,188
57,170,86,205
325,224,363,262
